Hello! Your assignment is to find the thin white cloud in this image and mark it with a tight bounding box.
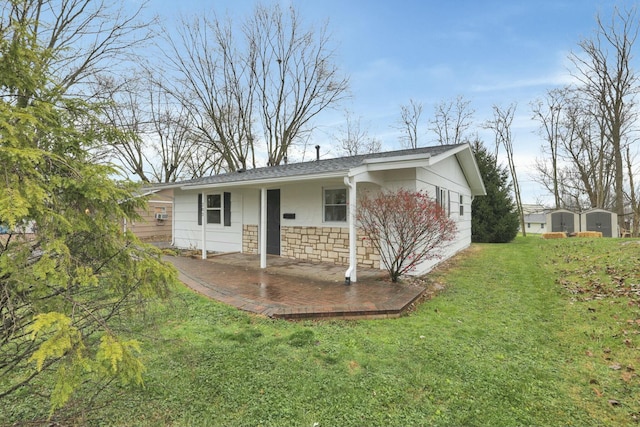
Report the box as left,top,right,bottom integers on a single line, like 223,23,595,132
471,72,575,93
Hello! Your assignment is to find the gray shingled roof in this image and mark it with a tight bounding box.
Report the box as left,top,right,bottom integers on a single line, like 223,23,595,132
524,213,547,223
178,144,463,187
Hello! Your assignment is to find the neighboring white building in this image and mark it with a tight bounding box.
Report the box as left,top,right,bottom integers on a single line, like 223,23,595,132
165,143,486,282
523,213,547,234
522,204,546,215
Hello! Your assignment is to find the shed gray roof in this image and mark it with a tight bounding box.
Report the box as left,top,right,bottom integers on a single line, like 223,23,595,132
178,144,462,187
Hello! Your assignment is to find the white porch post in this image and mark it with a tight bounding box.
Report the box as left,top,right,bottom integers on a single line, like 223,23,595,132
344,176,357,283
201,194,207,260
260,187,267,269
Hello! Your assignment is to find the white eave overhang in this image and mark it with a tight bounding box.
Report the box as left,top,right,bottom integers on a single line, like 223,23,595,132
348,153,431,179
180,170,348,191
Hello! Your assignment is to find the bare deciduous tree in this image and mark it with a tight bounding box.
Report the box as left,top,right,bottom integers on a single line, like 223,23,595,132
335,110,381,156
485,104,525,236
162,4,348,171
531,89,566,209
570,6,639,229
429,95,475,146
531,84,619,212
2,0,156,99
395,99,423,148
562,93,616,210
162,14,257,172
98,71,224,183
98,76,152,181
146,79,222,182
625,146,640,236
247,4,349,166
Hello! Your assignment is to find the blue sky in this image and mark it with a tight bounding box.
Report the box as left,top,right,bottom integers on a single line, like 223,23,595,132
141,0,631,204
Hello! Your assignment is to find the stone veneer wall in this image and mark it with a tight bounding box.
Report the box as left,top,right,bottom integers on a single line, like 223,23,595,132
242,224,380,269
281,226,379,269
242,224,258,254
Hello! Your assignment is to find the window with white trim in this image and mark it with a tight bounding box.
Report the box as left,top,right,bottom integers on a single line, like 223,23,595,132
435,186,448,215
199,192,231,226
324,188,347,222
207,194,222,224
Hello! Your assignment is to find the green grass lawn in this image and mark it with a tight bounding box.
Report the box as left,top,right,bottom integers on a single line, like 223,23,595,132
2,236,640,426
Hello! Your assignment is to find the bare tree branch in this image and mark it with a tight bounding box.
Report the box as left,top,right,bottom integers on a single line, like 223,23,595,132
335,110,381,156
429,95,475,146
484,103,526,236
2,0,157,98
569,6,639,228
394,99,423,149
247,4,349,165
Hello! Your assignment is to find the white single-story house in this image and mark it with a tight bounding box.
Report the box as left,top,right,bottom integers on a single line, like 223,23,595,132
162,143,485,282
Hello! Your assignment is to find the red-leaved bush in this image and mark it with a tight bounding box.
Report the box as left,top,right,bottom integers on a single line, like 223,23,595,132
357,189,457,282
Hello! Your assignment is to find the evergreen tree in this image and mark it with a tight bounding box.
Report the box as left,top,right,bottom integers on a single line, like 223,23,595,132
471,141,520,243
0,9,176,412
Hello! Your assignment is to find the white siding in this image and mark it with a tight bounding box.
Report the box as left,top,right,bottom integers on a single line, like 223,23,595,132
279,178,347,227
411,157,474,275
173,190,200,249
173,189,244,253
380,168,416,191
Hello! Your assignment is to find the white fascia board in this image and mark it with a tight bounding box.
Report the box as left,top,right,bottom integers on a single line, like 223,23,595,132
361,153,431,165
180,170,348,191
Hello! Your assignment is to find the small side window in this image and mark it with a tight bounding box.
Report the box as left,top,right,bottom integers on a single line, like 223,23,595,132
459,194,464,216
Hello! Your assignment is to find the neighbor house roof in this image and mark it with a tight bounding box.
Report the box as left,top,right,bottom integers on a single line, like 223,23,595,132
150,143,485,195
524,213,546,223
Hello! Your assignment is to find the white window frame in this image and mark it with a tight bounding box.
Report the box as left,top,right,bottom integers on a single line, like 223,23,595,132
206,193,222,224
435,186,448,215
323,187,348,223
